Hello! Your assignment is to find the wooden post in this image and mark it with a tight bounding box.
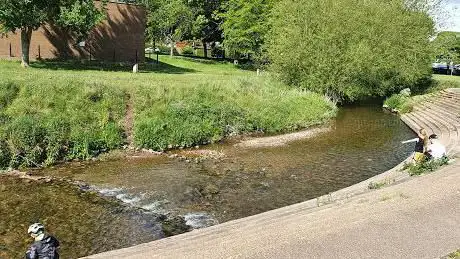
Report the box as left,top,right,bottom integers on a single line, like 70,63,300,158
9,43,12,57
135,49,138,64
38,45,41,60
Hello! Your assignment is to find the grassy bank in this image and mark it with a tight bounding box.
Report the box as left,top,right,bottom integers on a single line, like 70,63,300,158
0,56,336,168
383,75,460,113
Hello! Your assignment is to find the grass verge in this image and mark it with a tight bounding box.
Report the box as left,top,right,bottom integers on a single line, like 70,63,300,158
383,75,460,113
0,56,337,168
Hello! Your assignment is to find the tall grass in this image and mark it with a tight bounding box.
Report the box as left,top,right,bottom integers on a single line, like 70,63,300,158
134,77,336,150
0,57,336,168
0,77,125,168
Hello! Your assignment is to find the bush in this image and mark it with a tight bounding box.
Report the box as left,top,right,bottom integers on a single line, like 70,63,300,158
268,0,435,101
405,156,449,176
181,46,194,56
384,94,413,113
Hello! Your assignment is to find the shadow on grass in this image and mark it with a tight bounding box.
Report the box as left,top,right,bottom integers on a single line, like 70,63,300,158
29,60,197,74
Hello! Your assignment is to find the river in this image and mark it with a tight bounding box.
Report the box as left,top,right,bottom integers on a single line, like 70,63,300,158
0,105,415,258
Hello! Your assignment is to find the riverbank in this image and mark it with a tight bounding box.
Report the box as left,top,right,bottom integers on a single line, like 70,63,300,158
383,75,460,113
0,57,337,169
85,89,460,259
1,100,416,258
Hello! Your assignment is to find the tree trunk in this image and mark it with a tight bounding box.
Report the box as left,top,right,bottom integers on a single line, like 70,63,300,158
21,27,33,68
169,37,174,58
202,40,208,58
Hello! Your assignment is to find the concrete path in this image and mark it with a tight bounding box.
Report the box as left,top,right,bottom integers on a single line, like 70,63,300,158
86,89,460,259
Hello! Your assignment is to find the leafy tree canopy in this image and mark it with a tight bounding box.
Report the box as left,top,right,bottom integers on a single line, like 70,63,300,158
267,0,436,101
145,0,193,56
0,0,106,67
432,31,460,63
221,0,273,58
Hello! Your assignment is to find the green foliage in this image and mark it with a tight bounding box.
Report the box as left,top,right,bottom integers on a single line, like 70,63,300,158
432,31,460,63
145,0,193,54
57,0,106,40
384,94,413,113
0,56,336,167
181,45,194,55
446,249,460,259
0,0,105,66
268,0,435,101
368,181,386,190
0,73,126,168
406,156,449,176
134,76,337,150
221,0,273,59
0,140,11,169
0,81,19,110
187,0,225,43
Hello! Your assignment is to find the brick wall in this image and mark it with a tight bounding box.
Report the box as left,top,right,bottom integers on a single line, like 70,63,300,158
0,1,145,63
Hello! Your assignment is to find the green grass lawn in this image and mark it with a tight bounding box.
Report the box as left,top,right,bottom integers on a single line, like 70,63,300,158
433,74,460,87
0,56,337,168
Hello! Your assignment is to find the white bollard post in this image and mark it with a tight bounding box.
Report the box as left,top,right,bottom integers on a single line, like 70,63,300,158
133,63,139,73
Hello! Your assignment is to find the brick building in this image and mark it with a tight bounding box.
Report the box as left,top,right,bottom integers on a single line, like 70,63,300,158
0,1,146,63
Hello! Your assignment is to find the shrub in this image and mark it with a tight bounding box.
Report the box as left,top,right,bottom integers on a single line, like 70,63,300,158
383,93,415,113
268,0,435,101
406,156,449,176
181,46,194,56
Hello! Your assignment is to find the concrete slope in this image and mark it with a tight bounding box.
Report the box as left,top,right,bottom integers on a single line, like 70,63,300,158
85,89,460,259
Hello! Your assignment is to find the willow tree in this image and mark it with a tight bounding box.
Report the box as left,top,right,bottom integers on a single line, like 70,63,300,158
0,0,105,67
267,0,438,101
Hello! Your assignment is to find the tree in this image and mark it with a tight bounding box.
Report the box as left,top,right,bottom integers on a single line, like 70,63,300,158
432,31,460,63
267,0,436,102
0,0,105,67
187,0,226,58
145,0,193,57
221,0,273,61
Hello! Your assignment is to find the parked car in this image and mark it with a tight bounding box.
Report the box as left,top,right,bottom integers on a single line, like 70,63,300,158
432,62,449,74
145,47,154,54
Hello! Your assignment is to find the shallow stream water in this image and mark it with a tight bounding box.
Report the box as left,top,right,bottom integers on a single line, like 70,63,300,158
1,105,415,257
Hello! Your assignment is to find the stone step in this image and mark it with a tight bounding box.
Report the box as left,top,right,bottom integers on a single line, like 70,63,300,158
433,96,460,111
417,103,460,130
414,104,459,131
429,99,460,113
423,99,460,121
440,89,460,100
407,111,442,136
404,112,458,157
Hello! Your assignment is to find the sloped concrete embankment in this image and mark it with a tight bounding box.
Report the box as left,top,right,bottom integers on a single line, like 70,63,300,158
84,89,460,259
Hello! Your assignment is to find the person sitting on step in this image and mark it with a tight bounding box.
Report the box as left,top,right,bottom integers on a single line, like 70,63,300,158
426,134,447,160
401,128,429,163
